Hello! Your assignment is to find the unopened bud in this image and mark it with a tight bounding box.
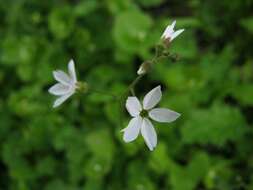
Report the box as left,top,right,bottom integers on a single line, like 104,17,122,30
162,37,171,48
160,20,184,48
137,61,152,75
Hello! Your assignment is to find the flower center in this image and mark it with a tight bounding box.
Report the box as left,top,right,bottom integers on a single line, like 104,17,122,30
140,110,148,118
76,82,89,93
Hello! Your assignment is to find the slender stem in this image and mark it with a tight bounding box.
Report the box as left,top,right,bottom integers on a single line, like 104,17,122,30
120,75,144,99
118,98,124,129
128,75,144,92
75,44,177,130
130,88,135,96
154,45,160,58
117,45,165,128
103,44,174,128
120,45,162,98
88,45,174,100
89,88,119,100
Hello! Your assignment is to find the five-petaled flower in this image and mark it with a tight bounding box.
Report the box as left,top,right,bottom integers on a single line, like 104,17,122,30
161,20,184,43
49,59,78,108
122,86,181,151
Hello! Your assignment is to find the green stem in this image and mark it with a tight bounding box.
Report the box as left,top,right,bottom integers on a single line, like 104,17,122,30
117,44,166,128
123,75,144,97
130,88,135,96
119,44,164,100
89,88,119,100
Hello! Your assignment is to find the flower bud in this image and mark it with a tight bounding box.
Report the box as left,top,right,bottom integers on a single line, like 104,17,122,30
137,61,152,75
162,37,172,48
161,20,184,48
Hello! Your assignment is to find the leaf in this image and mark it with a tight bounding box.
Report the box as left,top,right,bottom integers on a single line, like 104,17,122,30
0,36,37,65
182,103,246,146
148,142,173,175
74,0,99,17
85,129,115,160
231,84,253,106
106,0,136,15
170,30,198,59
48,6,75,39
127,161,156,190
137,0,164,7
113,10,153,54
240,17,253,34
168,152,210,190
83,156,112,180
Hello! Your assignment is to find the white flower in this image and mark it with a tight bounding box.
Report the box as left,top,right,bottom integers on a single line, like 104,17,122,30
161,20,184,42
122,86,181,151
49,59,78,108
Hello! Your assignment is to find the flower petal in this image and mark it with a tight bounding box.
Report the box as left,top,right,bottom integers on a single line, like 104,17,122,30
171,20,176,29
53,70,72,85
48,83,71,95
161,20,176,39
171,29,184,41
149,108,181,123
68,59,77,83
143,86,162,110
141,118,157,151
53,91,74,108
126,97,142,117
121,117,142,142
137,65,145,75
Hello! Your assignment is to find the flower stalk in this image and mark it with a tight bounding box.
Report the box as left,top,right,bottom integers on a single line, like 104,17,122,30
48,19,184,151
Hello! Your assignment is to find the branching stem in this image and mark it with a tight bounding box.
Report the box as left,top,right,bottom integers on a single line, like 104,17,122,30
88,44,178,128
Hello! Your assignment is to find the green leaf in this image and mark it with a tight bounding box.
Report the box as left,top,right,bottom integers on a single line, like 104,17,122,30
231,84,253,106
170,30,197,59
83,156,112,180
0,36,37,65
240,17,253,34
45,179,75,190
127,161,156,190
74,0,99,17
85,129,115,160
148,142,173,175
168,152,210,190
113,10,153,54
137,0,164,7
182,103,246,145
106,0,137,15
48,6,75,39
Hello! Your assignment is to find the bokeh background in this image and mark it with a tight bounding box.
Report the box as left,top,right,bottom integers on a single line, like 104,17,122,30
1,0,253,189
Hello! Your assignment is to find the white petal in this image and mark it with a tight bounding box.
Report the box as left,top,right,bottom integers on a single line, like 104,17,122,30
48,83,71,95
53,70,72,85
143,86,162,110
137,65,145,75
141,118,157,151
126,97,142,117
53,91,74,108
161,20,176,39
161,26,173,39
171,20,176,29
68,59,77,83
149,108,181,123
121,117,142,142
170,29,184,41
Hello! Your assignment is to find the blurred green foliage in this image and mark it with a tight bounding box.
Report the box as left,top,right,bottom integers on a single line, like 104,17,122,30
0,0,253,189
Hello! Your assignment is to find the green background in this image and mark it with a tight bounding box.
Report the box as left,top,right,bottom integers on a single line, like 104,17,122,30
0,0,253,189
